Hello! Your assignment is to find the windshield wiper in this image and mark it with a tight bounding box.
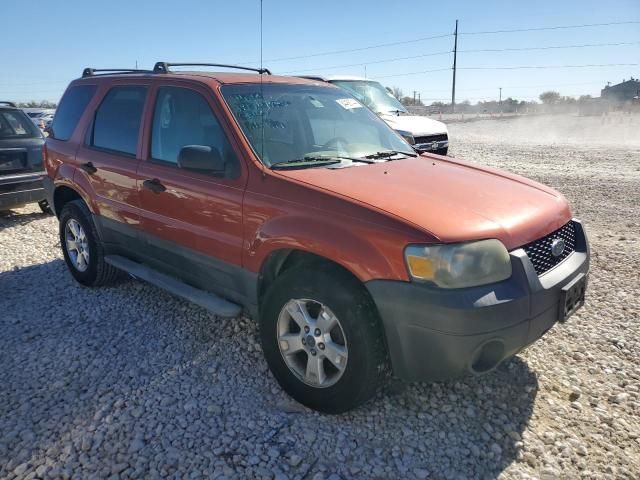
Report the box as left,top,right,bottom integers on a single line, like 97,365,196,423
363,150,417,160
270,156,342,170
271,155,375,169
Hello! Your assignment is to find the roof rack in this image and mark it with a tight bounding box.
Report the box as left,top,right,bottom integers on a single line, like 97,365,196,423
153,62,271,75
82,68,154,78
0,101,17,107
296,75,328,82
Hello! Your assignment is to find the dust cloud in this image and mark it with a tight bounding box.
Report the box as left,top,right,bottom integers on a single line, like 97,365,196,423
450,113,640,148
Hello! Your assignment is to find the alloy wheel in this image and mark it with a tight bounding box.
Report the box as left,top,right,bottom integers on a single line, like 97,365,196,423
65,218,90,272
277,298,348,388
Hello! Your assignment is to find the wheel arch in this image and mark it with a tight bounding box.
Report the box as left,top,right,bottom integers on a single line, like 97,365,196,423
257,249,374,314
53,185,87,218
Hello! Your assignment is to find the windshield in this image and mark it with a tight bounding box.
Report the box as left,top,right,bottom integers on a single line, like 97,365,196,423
330,80,407,114
221,84,413,167
0,110,40,139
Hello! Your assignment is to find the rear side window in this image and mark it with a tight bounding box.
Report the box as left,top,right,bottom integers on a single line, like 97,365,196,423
89,86,147,156
50,85,96,141
0,110,40,139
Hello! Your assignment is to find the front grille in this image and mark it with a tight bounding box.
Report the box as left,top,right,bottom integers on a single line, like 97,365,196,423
523,221,576,275
414,133,448,144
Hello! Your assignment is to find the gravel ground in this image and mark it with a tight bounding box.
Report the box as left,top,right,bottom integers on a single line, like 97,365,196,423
1,114,639,479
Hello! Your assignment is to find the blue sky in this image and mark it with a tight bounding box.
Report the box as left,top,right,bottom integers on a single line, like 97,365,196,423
1,0,638,104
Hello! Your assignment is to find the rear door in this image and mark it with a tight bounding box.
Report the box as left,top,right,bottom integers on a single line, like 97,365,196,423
137,82,248,302
75,83,149,249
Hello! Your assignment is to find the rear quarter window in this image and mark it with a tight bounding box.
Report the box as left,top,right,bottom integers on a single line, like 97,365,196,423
0,110,40,139
50,85,97,141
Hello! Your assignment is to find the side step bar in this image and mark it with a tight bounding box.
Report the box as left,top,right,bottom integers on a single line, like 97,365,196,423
105,255,242,318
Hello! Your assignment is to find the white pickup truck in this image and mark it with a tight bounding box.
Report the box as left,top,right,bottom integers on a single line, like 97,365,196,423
302,75,449,155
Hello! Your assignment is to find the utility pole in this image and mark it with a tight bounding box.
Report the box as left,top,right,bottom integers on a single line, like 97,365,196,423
418,92,421,105
499,87,502,104
413,90,417,104
451,19,458,113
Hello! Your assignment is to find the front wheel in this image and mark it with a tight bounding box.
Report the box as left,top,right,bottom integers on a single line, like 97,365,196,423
260,264,388,413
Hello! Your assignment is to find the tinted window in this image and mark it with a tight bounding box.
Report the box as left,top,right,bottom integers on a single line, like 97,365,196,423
51,85,96,141
0,110,41,139
151,87,239,176
90,86,147,156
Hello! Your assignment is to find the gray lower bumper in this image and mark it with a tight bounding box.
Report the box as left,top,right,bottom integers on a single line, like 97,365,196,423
42,176,55,215
365,220,590,382
0,172,46,210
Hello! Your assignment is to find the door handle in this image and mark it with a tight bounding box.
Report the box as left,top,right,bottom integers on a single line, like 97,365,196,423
143,178,166,194
79,162,97,174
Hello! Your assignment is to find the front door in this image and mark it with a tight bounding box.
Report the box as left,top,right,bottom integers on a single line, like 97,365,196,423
137,83,248,303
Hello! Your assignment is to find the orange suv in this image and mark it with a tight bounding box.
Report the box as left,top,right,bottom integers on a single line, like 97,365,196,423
44,63,589,413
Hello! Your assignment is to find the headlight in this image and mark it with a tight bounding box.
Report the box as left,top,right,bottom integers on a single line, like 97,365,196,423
404,239,512,288
395,129,415,145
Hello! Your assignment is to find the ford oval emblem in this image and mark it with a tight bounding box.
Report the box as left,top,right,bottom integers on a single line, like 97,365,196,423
551,238,566,257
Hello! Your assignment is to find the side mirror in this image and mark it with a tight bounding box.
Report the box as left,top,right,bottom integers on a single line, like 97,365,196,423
178,145,225,175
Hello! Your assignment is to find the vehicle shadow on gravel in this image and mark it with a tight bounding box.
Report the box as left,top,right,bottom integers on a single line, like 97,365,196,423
0,209,50,232
0,260,539,479
367,358,539,477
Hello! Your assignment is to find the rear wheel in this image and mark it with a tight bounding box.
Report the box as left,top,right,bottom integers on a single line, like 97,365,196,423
260,264,388,413
59,200,120,286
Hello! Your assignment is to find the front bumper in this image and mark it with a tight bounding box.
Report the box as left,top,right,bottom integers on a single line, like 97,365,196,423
365,219,590,382
0,171,46,210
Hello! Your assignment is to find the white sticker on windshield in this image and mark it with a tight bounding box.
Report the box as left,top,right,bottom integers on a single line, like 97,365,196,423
336,98,363,109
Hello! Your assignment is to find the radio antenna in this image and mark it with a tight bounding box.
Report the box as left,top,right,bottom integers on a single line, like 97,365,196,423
260,0,265,175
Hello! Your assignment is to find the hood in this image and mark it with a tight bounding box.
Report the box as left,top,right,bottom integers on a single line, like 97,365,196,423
379,113,447,136
276,156,572,250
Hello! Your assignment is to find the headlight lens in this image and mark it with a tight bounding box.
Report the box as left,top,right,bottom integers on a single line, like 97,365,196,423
405,239,512,288
395,129,415,145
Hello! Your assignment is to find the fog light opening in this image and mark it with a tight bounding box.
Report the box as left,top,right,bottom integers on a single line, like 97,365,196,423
470,339,505,374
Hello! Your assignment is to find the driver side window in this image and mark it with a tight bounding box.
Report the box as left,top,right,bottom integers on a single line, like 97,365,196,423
151,87,239,177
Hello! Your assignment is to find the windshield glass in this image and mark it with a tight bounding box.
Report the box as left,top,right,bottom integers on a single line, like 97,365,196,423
330,80,407,114
221,84,412,167
0,110,40,138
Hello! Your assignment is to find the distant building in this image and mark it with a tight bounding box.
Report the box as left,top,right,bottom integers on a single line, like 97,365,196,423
601,77,640,103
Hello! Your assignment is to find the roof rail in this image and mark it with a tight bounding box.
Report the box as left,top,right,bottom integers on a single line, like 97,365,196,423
0,101,17,107
82,68,154,78
296,75,328,82
153,62,271,75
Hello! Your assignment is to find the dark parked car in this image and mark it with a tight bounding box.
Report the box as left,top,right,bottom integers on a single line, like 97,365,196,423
0,101,49,213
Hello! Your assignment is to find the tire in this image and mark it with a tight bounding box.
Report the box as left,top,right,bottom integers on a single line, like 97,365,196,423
435,147,448,156
59,200,120,286
38,199,52,215
260,264,389,413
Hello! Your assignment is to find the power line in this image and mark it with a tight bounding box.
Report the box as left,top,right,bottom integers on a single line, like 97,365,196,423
460,41,640,54
376,63,639,79
254,20,639,66
459,63,639,70
281,50,452,74
258,33,453,64
460,20,640,35
375,67,452,79
279,40,638,76
418,80,612,94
